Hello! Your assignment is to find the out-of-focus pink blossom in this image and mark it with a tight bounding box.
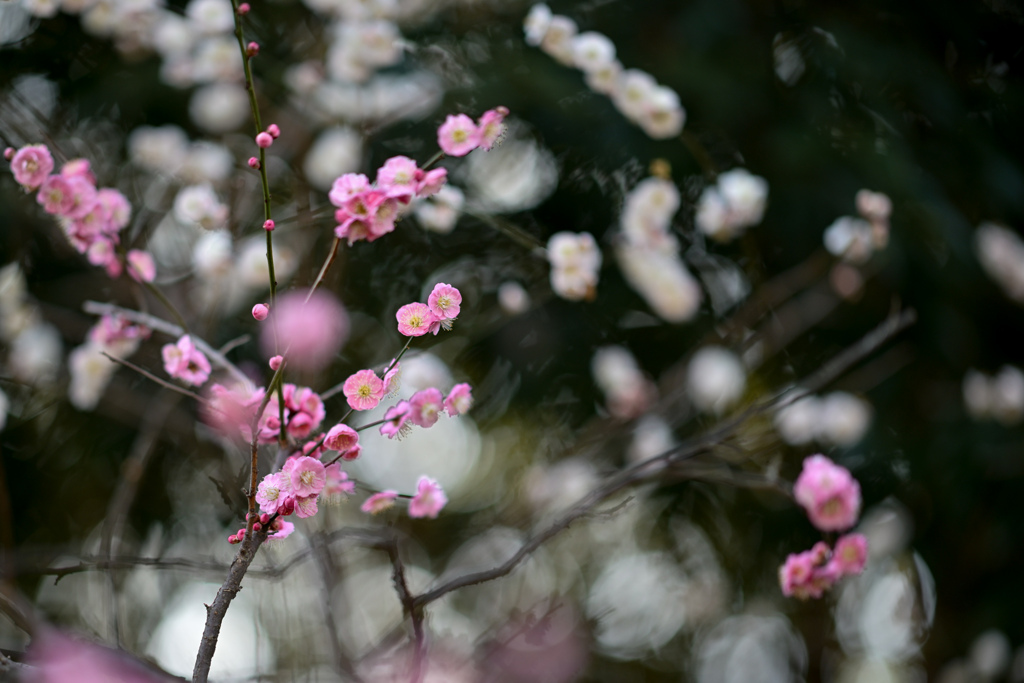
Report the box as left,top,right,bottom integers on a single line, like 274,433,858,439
161,335,211,386
376,155,420,201
361,490,398,514
409,387,444,428
329,173,371,207
126,250,156,283
261,289,348,373
778,541,836,600
203,382,265,439
343,369,385,411
37,175,74,214
444,383,473,416
408,476,447,518
383,359,402,396
26,629,175,682
324,463,356,499
437,114,481,157
416,167,447,197
256,384,326,443
10,144,54,190
396,302,437,337
266,517,294,541
793,454,862,532
829,533,868,576
61,158,96,184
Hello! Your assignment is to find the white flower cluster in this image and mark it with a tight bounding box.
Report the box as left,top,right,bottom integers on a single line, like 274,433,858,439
547,231,601,301
974,222,1024,304
0,263,63,390
963,367,1024,425
413,185,465,234
190,231,298,313
524,4,685,140
616,176,702,322
591,346,657,420
823,189,893,264
774,391,872,447
695,168,769,243
687,346,746,415
173,183,230,231
128,125,234,183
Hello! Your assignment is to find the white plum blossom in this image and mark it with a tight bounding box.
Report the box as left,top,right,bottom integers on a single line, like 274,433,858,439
592,346,656,419
571,32,615,73
547,231,601,301
964,366,1024,425
523,3,552,47
687,346,746,415
696,168,769,242
185,0,233,35
975,222,1024,304
303,127,363,191
413,185,464,234
539,15,577,66
497,281,530,315
824,215,874,264
129,125,189,175
774,391,872,446
173,184,228,230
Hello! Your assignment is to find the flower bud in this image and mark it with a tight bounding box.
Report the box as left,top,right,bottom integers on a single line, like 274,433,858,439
259,513,270,525
267,123,280,138
252,522,262,531
248,156,260,169
246,41,260,57
255,132,273,148
252,303,269,321
237,2,249,13
228,534,239,544
269,354,283,370
263,219,275,231
3,147,14,161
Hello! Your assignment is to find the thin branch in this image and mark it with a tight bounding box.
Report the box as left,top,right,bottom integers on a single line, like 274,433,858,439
101,353,206,403
305,237,341,303
384,538,425,683
84,301,251,387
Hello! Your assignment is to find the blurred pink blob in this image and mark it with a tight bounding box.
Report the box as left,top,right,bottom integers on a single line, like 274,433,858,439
261,289,349,372
26,629,174,682
482,600,588,683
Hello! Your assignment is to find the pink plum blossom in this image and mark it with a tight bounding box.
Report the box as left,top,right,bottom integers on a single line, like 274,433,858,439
437,114,481,157
829,533,868,576
293,493,320,518
409,387,444,428
376,155,420,200
361,490,398,514
793,454,862,532
37,174,74,214
778,541,835,600
380,401,412,439
408,476,447,519
427,282,462,321
161,335,211,386
10,144,54,189
261,289,349,373
477,106,509,151
256,384,326,442
324,423,359,457
126,250,156,283
95,188,131,231
343,369,385,411
324,463,356,499
289,456,326,497
383,359,402,396
444,383,473,416
266,517,295,541
328,173,371,207
61,158,96,184
256,472,289,514
416,167,448,197
396,302,437,337
27,629,172,682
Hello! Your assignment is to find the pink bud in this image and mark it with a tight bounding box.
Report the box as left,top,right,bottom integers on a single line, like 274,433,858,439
255,132,273,148
252,522,262,531
248,156,260,169
246,41,260,57
252,303,269,321
259,513,270,524
269,354,283,371
263,219,275,231
228,534,238,544
279,498,295,516
237,2,249,13
245,512,252,520
267,124,280,138
238,527,247,537
3,147,14,161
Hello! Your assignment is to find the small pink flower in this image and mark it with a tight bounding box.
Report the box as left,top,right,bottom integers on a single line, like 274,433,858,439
829,533,868,576
324,423,359,456
162,335,212,386
261,289,349,373
95,188,131,232
793,454,862,532
256,132,273,148
427,283,462,321
329,173,371,207
362,490,399,514
10,144,54,190
396,302,437,337
37,174,74,215
126,250,156,283
269,354,283,370
408,476,447,519
267,123,281,138
437,114,481,157
61,158,96,184
64,175,98,220
409,387,444,428
289,456,327,497
415,167,448,198
343,369,385,411
267,518,295,541
380,401,412,439
256,472,290,514
778,543,837,600
444,383,473,416
252,303,269,321
376,155,420,200
477,106,509,151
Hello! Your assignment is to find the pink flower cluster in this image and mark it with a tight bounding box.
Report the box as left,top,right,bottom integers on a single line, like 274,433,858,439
330,156,447,245
161,335,211,386
437,107,509,157
378,383,472,440
89,314,151,353
779,534,868,600
256,383,327,443
779,454,868,600
360,476,448,519
396,282,462,337
7,144,155,282
229,512,295,544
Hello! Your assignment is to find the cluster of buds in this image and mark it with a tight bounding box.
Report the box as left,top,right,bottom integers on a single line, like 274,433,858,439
5,144,155,282
329,156,447,245
779,455,868,600
256,383,326,442
436,107,509,157
255,123,281,150
229,513,295,544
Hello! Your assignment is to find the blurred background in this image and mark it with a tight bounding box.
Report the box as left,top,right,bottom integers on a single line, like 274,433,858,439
1,0,1024,680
